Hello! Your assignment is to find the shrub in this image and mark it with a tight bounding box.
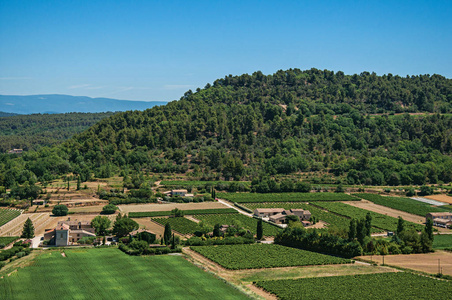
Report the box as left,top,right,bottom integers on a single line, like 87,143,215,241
102,204,118,214
52,204,68,216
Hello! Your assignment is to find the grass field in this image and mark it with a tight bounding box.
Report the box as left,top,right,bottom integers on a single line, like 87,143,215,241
191,244,351,270
129,208,237,218
255,272,452,300
354,193,450,216
218,192,358,203
0,208,21,227
433,234,452,249
194,213,281,236
0,248,249,299
313,202,424,232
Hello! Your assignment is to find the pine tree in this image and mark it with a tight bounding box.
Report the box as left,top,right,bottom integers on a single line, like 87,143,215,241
21,217,35,239
256,219,263,240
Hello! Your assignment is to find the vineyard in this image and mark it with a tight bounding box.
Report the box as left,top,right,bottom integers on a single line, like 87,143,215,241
218,192,358,203
152,217,199,234
194,213,281,236
129,208,237,218
255,272,452,300
191,244,351,270
313,202,424,232
0,248,248,299
0,209,21,227
244,202,351,230
433,234,452,249
0,237,19,246
353,193,451,216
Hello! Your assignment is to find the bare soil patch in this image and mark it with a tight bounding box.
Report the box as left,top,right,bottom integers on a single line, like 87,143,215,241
360,251,452,276
118,202,228,214
342,200,424,224
425,194,452,205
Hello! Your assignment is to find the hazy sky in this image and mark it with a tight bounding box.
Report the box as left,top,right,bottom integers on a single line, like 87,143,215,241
0,1,451,101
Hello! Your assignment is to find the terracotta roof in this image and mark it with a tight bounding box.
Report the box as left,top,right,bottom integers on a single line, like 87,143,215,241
254,208,285,213
428,212,452,217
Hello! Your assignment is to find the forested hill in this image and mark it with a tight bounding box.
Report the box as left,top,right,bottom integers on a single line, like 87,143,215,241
2,68,452,188
0,112,116,152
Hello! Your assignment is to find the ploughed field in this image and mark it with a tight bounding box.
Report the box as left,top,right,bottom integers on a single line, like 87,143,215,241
0,248,249,300
191,244,351,270
255,272,452,300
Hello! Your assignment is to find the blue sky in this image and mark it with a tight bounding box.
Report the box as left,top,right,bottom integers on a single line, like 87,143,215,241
0,1,451,101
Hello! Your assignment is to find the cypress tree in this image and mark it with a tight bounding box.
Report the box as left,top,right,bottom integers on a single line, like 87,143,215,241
348,218,357,241
164,223,172,245
365,212,372,237
257,219,263,240
425,218,434,241
396,217,405,235
21,217,35,239
213,224,220,237
77,176,81,190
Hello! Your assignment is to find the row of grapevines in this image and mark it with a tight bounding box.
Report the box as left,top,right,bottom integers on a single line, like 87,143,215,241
152,217,199,234
194,213,281,236
313,202,424,232
218,192,358,203
256,272,452,300
191,244,351,270
354,193,450,216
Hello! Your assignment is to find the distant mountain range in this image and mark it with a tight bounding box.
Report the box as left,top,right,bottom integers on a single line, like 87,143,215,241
0,94,168,114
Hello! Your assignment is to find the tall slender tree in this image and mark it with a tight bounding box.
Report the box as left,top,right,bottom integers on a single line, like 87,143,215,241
396,217,405,235
348,218,357,241
257,219,263,240
164,223,172,245
425,218,434,241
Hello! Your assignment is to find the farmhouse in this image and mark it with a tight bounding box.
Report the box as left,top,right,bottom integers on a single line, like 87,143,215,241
253,208,285,218
426,212,452,221
254,208,312,224
171,189,188,197
8,149,23,154
44,218,96,246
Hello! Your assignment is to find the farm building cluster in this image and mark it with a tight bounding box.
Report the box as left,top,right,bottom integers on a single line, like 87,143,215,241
253,208,312,226
44,218,96,246
426,212,452,228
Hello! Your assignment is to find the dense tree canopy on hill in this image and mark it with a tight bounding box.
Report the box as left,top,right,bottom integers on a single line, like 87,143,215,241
0,112,115,152
1,68,452,191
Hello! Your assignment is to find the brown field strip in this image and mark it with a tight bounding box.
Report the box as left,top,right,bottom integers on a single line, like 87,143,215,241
425,194,452,204
118,201,229,214
342,200,425,224
360,251,452,276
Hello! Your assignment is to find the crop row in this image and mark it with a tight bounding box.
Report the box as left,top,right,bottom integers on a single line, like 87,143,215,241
353,193,450,216
191,244,351,270
0,209,21,227
244,202,351,231
194,213,281,236
255,272,452,300
152,217,199,234
218,192,358,203
313,202,424,232
129,208,237,218
0,237,19,247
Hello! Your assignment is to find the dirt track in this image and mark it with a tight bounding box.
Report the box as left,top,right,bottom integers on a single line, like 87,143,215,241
425,194,452,205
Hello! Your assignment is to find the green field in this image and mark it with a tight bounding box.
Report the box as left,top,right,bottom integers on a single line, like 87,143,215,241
255,272,452,300
152,217,199,234
0,248,248,299
0,209,21,227
313,202,424,232
218,192,358,203
191,244,351,270
354,193,451,216
129,208,237,218
194,213,281,236
433,234,452,249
